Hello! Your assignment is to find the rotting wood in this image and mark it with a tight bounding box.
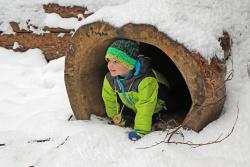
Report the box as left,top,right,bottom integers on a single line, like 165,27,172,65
43,3,93,20
0,33,72,61
0,3,93,60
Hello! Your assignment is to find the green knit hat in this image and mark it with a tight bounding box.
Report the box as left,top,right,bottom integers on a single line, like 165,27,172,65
105,39,139,70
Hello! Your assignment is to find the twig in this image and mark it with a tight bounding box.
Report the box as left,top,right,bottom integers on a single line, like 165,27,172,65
56,136,69,148
68,114,73,121
225,56,234,82
137,101,239,149
225,70,233,81
159,118,180,131
0,143,5,147
29,136,70,167
28,138,51,143
167,125,182,142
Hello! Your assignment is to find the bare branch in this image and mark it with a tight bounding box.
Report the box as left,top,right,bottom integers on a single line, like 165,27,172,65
167,125,182,142
68,114,73,121
56,136,69,148
225,55,234,82
28,138,51,143
137,102,239,149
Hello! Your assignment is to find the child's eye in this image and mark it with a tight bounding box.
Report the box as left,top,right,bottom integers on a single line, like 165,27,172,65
106,58,120,64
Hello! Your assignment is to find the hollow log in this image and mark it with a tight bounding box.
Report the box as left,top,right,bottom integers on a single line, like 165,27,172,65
64,21,227,132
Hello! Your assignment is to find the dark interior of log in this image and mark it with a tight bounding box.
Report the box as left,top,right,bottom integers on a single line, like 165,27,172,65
139,42,192,126
101,40,192,127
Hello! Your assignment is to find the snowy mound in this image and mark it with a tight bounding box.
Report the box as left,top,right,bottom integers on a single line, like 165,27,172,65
81,0,250,60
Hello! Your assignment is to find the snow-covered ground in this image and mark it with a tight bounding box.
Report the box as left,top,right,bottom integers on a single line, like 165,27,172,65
0,0,250,166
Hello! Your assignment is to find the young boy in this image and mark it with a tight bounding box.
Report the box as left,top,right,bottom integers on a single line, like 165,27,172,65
102,39,169,141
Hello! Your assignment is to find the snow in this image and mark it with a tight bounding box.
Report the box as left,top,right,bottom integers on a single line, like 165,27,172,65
80,0,250,60
0,0,250,166
1,0,249,60
44,13,78,30
0,0,127,34
12,42,21,50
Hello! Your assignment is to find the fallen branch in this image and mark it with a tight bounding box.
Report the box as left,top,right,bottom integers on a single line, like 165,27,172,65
29,136,70,167
68,114,73,121
138,101,239,149
225,56,234,82
56,136,69,148
0,143,5,147
166,125,182,142
28,138,51,143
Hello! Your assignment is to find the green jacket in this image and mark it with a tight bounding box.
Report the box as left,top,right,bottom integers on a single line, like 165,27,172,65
102,56,169,134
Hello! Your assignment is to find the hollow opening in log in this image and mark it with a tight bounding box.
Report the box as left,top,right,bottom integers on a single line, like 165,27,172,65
99,40,192,126
139,42,192,124
90,39,192,127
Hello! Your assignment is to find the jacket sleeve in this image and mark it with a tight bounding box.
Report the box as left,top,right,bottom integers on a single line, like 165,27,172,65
134,77,158,134
102,76,120,118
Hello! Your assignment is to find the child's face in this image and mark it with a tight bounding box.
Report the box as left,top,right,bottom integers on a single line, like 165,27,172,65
107,58,131,77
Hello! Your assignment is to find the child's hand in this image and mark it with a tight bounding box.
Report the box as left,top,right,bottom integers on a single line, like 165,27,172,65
128,131,144,141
